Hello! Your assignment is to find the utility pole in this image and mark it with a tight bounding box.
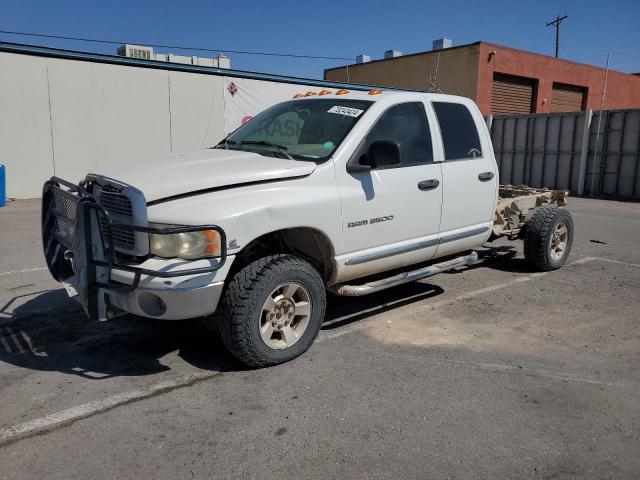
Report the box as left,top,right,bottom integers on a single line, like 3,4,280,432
546,14,568,58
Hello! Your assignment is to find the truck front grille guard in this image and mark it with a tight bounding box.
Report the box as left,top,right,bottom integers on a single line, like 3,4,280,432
43,176,227,295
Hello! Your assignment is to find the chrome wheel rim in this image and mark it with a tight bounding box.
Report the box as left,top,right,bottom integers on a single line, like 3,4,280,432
260,282,312,350
550,223,568,261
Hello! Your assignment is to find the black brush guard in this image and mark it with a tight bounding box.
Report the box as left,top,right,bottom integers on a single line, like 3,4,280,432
42,177,227,320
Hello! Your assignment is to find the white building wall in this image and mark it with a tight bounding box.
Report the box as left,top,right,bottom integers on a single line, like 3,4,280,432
0,53,55,198
0,50,332,198
47,59,173,182
168,71,225,153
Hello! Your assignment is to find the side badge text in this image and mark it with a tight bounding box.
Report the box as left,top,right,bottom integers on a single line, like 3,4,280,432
347,215,394,229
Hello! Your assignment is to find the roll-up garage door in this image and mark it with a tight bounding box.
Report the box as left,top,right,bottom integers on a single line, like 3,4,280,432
551,83,585,112
491,73,535,115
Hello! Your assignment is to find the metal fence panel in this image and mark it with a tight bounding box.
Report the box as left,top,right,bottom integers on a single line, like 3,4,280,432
491,108,639,199
491,111,585,192
584,110,607,196
586,109,640,198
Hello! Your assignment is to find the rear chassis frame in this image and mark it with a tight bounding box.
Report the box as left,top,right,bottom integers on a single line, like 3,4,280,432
492,185,568,240
42,176,227,319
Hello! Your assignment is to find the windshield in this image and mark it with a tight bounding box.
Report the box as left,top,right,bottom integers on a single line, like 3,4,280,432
219,98,373,162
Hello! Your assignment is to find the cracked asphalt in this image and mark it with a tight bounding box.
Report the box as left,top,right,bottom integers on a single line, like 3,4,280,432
0,197,639,479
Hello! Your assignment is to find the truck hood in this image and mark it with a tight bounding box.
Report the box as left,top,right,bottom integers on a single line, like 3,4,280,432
103,149,317,203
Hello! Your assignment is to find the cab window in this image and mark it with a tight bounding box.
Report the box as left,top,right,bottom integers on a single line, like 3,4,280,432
433,102,482,160
363,102,433,166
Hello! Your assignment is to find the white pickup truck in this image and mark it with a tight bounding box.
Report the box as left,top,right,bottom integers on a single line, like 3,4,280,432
42,90,574,367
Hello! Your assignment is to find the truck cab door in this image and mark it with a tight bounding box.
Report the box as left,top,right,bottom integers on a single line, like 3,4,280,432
431,100,498,257
334,101,443,283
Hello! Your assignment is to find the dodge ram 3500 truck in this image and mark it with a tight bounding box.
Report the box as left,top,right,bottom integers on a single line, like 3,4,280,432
42,90,574,367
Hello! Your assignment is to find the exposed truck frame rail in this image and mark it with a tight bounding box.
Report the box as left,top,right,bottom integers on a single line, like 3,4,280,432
492,185,568,239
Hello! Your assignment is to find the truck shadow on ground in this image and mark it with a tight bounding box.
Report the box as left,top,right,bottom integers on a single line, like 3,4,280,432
470,244,539,274
323,282,443,330
0,244,529,379
0,281,444,379
0,290,235,378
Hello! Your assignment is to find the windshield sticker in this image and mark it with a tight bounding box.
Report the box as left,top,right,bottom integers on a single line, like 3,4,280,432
328,106,364,117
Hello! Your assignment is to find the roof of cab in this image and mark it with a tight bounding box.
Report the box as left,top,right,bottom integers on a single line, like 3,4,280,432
290,88,470,104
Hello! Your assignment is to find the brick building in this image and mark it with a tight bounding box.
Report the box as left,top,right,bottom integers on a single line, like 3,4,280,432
324,41,640,115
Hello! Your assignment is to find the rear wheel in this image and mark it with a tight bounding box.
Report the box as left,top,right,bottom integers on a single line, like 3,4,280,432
524,206,574,271
215,254,326,368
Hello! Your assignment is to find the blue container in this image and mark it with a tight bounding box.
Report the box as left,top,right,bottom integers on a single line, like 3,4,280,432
0,165,5,207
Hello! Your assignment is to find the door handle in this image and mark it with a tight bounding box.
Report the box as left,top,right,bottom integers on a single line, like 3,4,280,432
478,171,494,182
418,179,440,191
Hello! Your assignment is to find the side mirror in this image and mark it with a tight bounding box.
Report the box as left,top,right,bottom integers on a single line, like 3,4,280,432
363,140,401,169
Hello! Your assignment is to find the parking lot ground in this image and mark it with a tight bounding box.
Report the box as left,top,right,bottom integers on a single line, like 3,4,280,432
0,197,639,479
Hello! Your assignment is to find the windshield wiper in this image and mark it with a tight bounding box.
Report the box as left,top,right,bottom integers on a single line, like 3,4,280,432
212,139,237,150
240,140,293,159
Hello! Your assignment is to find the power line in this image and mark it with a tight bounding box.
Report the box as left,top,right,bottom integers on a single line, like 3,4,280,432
0,29,355,61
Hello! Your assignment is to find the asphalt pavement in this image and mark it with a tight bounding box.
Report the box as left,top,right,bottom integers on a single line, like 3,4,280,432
0,197,639,479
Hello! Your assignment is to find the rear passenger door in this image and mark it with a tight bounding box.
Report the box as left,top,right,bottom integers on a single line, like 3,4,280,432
433,100,498,256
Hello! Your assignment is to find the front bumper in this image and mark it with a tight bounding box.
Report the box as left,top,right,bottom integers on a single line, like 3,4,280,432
109,281,225,320
106,256,235,320
42,176,229,321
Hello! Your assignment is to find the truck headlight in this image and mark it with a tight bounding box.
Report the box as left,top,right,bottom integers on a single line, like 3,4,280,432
149,225,222,260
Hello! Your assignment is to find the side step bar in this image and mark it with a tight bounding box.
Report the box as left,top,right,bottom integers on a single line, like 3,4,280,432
330,251,478,297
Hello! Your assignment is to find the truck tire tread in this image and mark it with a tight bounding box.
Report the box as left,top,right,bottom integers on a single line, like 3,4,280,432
524,206,573,271
214,254,325,368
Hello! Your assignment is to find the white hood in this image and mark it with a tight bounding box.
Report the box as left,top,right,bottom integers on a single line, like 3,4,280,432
102,149,316,202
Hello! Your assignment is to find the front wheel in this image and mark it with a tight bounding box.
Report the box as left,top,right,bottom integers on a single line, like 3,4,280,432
524,206,574,271
215,254,326,368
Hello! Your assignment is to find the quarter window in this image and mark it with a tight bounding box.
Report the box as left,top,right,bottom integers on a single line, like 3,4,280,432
364,102,433,166
433,102,482,160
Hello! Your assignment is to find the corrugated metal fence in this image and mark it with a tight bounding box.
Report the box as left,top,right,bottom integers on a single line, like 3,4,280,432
488,109,640,199
586,109,640,197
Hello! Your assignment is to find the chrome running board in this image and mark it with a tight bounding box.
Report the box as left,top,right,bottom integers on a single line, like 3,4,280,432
330,251,478,297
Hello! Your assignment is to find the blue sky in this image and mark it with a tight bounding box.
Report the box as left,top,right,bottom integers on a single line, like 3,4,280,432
1,0,639,79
